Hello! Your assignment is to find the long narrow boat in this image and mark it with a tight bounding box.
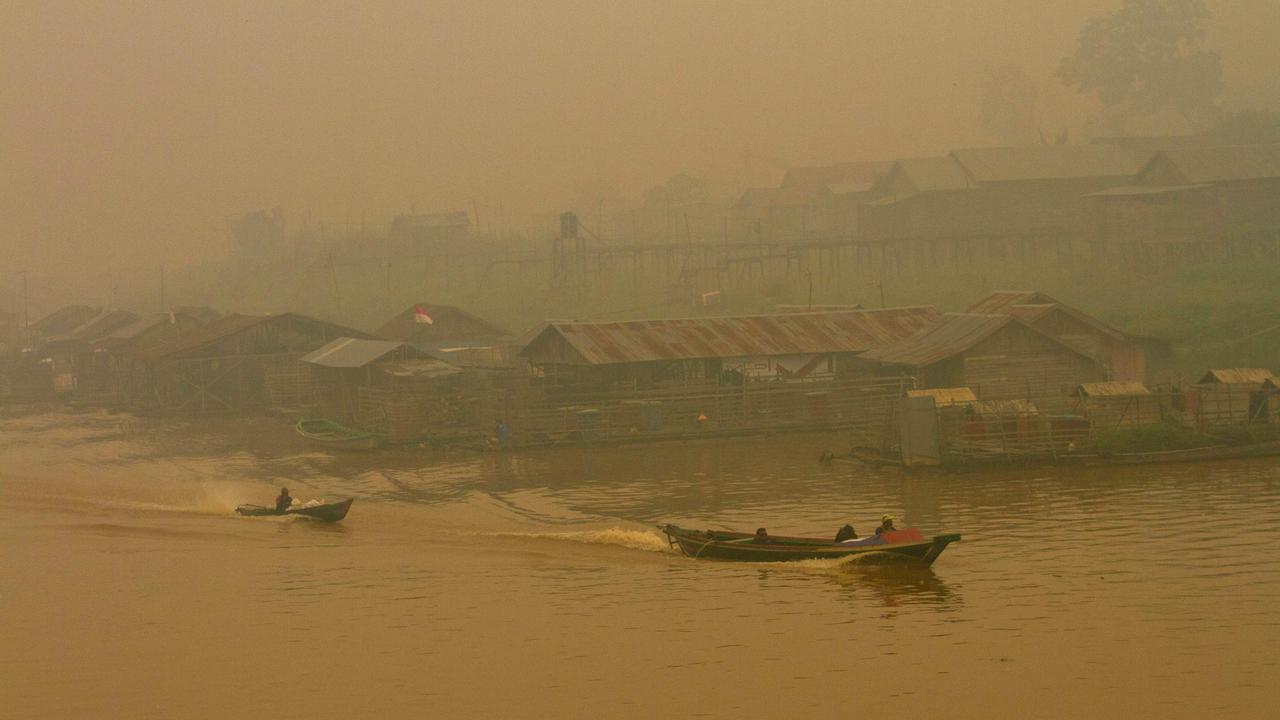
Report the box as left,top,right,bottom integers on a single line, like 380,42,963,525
659,524,960,565
236,498,355,522
295,418,381,451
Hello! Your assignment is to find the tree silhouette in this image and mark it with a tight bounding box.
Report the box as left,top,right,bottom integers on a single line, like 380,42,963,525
1059,0,1223,131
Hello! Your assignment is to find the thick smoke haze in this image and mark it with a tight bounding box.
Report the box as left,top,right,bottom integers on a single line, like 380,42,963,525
3,1,1278,277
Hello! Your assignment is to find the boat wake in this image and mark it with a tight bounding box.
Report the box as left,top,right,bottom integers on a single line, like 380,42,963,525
485,527,674,554
784,551,904,571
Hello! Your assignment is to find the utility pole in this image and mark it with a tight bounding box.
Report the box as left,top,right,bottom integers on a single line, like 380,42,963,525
159,265,166,311
20,270,29,335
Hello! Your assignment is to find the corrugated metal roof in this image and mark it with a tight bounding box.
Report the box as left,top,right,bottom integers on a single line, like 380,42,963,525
951,145,1142,183
376,303,507,343
1084,184,1209,197
966,290,1041,314
881,156,975,195
521,307,941,365
29,305,98,335
135,313,373,360
1075,381,1151,397
966,291,1128,341
106,313,171,342
134,314,269,359
47,309,139,344
906,387,977,407
301,338,412,368
1146,144,1280,184
1198,368,1275,386
860,313,1013,367
781,160,893,192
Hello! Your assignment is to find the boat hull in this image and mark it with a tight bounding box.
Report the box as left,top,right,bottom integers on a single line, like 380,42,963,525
659,524,960,565
236,498,354,522
296,419,381,451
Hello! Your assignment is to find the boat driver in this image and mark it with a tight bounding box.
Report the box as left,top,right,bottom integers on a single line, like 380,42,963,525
275,487,293,513
753,527,769,544
875,514,896,535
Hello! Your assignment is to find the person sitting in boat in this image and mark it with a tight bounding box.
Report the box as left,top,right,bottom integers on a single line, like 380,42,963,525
834,524,857,542
874,514,897,535
275,487,293,513
753,527,770,544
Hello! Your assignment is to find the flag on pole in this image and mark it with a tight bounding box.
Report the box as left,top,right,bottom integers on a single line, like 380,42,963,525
414,304,434,325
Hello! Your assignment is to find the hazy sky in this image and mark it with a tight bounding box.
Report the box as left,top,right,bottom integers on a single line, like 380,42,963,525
3,1,1278,276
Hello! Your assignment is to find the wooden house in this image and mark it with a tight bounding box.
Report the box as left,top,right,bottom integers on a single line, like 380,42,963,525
966,290,1167,383
27,305,99,344
41,309,139,395
1192,368,1276,426
300,335,455,425
375,303,509,365
518,307,941,390
88,310,216,397
861,145,1146,258
1072,381,1156,429
732,186,834,241
1089,144,1280,263
132,313,376,413
860,313,1106,411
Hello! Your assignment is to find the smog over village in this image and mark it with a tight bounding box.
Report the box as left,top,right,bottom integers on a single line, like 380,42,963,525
3,2,1280,718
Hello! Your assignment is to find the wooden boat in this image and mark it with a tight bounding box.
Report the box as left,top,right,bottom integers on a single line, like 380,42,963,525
659,524,960,565
295,418,381,451
236,498,355,522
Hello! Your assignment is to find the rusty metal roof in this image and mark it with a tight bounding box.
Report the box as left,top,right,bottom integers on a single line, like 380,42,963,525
134,314,270,360
860,314,1012,367
29,305,99,336
966,291,1128,341
861,313,1096,368
46,309,138,344
1075,381,1151,397
951,144,1143,183
520,307,941,365
376,303,507,344
874,156,975,196
135,313,374,361
966,290,1041,314
1198,368,1276,386
906,387,977,407
1145,144,1280,184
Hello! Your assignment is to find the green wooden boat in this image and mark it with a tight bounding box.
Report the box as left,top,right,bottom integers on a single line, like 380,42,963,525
659,524,960,565
296,418,381,451
236,498,355,522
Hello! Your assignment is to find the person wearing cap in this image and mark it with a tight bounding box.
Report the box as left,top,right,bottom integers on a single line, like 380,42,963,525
874,514,897,535
275,487,293,513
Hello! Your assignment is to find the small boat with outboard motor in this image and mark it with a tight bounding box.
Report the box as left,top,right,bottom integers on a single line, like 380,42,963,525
236,498,355,522
658,524,960,565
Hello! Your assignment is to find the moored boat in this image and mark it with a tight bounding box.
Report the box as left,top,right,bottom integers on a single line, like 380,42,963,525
296,418,381,451
659,524,960,565
236,498,355,522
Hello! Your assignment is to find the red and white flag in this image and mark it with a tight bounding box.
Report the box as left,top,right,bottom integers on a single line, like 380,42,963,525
413,304,434,325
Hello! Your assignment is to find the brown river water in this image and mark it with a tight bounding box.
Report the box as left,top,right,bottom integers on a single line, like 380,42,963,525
2,409,1278,719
